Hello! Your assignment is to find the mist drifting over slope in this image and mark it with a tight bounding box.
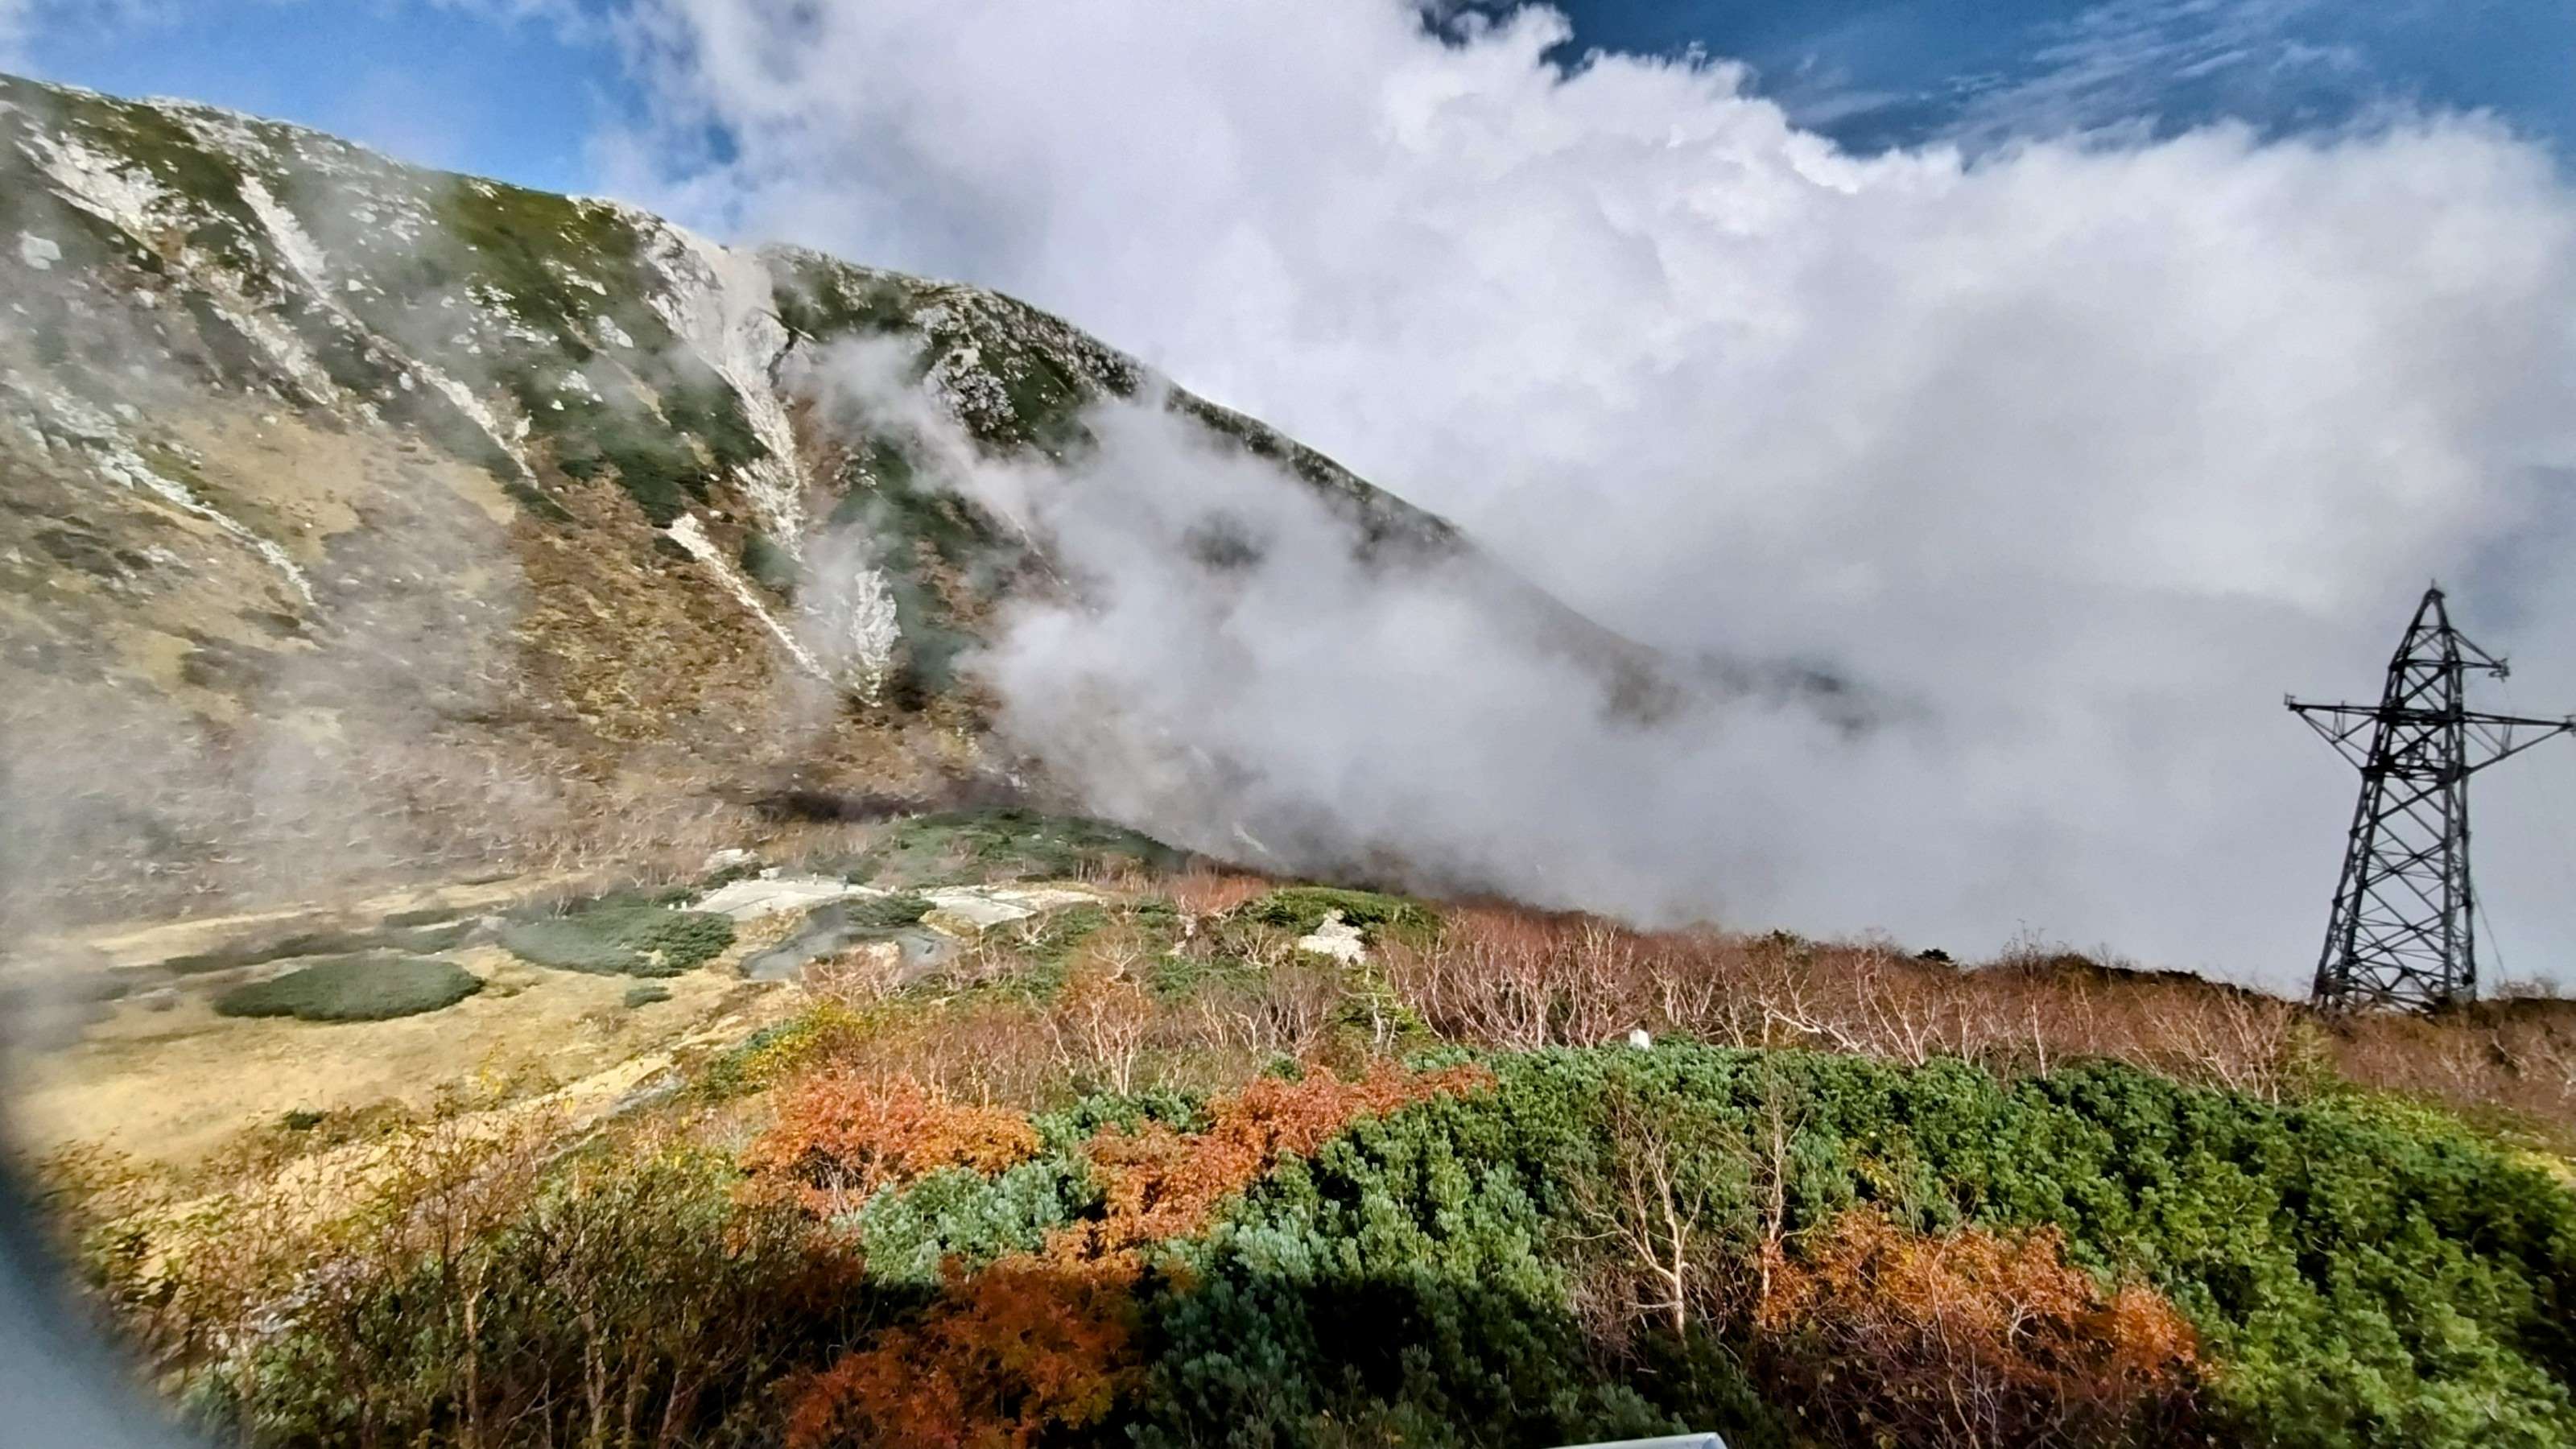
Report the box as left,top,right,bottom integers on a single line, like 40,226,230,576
605,0,2576,986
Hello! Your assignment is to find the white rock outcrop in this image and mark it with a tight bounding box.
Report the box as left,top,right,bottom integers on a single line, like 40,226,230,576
1295,910,1368,964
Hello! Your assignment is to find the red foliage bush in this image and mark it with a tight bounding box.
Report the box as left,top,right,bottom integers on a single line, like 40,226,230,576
783,1256,1138,1449
1161,867,1275,920
1756,1209,2202,1449
777,1061,1489,1445
1055,1061,1493,1257
741,1071,1042,1216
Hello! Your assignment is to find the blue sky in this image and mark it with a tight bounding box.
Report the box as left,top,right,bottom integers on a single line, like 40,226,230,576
8,2,620,194
8,1,2570,197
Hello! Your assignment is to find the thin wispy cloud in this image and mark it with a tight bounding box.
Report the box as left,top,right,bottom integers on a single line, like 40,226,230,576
0,0,171,67
1946,0,2368,147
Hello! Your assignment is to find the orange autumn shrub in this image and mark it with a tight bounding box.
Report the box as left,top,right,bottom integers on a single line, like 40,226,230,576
1757,1209,2202,1449
784,1255,1139,1449
783,1061,1491,1445
1055,1061,1493,1257
742,1071,1042,1216
1161,867,1274,919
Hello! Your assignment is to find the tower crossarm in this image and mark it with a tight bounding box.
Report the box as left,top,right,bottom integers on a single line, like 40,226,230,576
2285,700,2575,774
2461,711,2576,772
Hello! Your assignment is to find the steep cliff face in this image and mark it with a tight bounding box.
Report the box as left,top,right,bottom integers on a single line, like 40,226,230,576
0,73,1650,921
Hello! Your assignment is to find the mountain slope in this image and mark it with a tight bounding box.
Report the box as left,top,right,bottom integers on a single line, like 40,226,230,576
0,72,1659,923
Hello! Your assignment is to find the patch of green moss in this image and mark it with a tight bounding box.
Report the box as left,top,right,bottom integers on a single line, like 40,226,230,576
741,530,799,595
288,298,406,401
538,394,706,525
497,904,735,978
431,181,656,349
658,357,767,473
514,361,758,526
69,95,270,276
769,256,922,340
984,343,1094,453
213,955,483,1022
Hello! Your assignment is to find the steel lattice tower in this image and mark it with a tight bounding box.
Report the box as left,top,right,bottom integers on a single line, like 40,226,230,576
2288,586,2575,1013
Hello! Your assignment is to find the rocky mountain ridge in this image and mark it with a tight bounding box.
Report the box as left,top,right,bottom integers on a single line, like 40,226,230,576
0,72,1649,923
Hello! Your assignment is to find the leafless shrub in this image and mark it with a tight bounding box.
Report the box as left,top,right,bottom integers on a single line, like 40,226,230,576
1050,936,1157,1095
1188,956,1344,1063
803,942,907,1007
1377,902,2576,1141
1380,906,1653,1049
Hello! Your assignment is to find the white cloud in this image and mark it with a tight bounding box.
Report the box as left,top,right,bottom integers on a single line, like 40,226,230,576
611,0,2576,986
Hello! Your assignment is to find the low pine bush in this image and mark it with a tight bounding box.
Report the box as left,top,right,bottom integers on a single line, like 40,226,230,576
497,904,734,977
855,809,1187,886
1240,886,1436,943
843,893,934,930
213,956,482,1022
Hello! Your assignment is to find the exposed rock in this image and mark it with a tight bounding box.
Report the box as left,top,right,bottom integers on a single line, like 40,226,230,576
689,873,886,923
917,884,1101,937
1295,910,1368,964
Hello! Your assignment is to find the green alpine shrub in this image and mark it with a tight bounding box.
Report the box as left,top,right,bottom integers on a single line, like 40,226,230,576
213,956,482,1022
497,904,734,977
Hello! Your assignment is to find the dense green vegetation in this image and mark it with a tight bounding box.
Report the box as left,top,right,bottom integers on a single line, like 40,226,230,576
843,893,935,930
78,1035,2576,1449
496,903,735,977
741,530,800,595
211,955,482,1022
1165,1051,2576,1447
1240,884,1437,943
848,807,1189,886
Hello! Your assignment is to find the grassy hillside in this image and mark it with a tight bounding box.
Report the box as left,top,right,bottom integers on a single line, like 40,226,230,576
39,844,2576,1449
